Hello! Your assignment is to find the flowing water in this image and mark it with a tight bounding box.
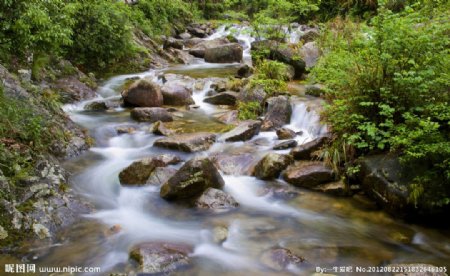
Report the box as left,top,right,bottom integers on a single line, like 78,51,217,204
34,26,450,275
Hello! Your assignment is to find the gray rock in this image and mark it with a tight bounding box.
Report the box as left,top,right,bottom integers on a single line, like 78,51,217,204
161,82,194,106
212,152,258,176
221,120,261,142
276,127,296,140
84,101,108,111
163,37,184,50
152,121,176,136
273,140,298,150
119,154,181,185
213,110,239,125
146,167,178,186
291,136,328,160
188,38,229,58
239,84,267,103
178,32,191,40
314,180,350,196
300,41,320,69
130,107,173,123
160,157,224,201
262,96,292,131
203,91,239,105
130,242,192,274
301,29,319,43
236,64,253,78
187,27,206,38
204,43,243,63
283,161,335,188
195,188,239,210
122,78,163,107
154,132,216,152
254,153,294,180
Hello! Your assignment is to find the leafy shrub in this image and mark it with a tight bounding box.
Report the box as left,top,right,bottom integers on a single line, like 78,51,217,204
251,60,289,96
237,101,262,120
310,4,450,206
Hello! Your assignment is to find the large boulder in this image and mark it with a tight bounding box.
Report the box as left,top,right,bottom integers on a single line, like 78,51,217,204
204,43,243,63
130,107,173,123
251,40,306,78
122,78,163,107
160,157,224,201
299,41,320,69
195,188,239,211
129,242,192,274
203,91,239,105
221,120,262,142
291,136,328,160
119,154,181,185
262,96,292,131
154,132,216,152
163,37,184,50
254,153,294,180
283,161,335,188
188,38,229,58
161,82,194,106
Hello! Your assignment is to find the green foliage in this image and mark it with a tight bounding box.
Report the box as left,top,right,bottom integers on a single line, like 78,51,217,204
67,1,136,70
237,101,262,120
251,60,289,96
310,3,450,206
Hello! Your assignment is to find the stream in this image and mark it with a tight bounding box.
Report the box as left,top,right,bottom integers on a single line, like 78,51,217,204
37,25,449,275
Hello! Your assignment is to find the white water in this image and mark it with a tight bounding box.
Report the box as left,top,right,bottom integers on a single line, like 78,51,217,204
52,24,450,275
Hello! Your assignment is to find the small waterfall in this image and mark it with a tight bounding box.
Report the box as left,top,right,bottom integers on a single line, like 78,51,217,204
287,101,328,139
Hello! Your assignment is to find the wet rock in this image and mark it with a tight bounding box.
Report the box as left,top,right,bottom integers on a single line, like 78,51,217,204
212,226,228,244
236,64,253,78
260,247,305,271
214,110,239,125
53,76,96,103
301,29,319,43
251,40,306,78
387,264,447,276
122,78,163,107
291,136,328,160
239,84,267,103
169,48,195,64
146,167,178,186
119,154,181,185
129,242,192,274
187,26,206,38
212,152,258,175
203,91,239,105
273,140,298,150
154,132,216,152
116,126,137,134
276,127,296,140
160,157,224,201
204,43,243,63
195,188,239,211
130,107,173,123
184,37,203,48
314,180,350,196
84,101,108,111
221,120,262,142
163,37,184,50
262,96,292,131
254,153,294,180
161,82,194,106
188,38,229,58
178,32,192,40
300,41,320,69
152,121,176,136
283,161,335,188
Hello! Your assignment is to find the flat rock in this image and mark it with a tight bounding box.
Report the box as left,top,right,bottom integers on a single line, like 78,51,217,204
283,161,335,188
203,91,239,105
260,247,305,271
273,140,298,150
314,180,349,196
146,167,178,186
154,132,216,152
221,120,261,142
130,107,173,123
152,121,176,136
